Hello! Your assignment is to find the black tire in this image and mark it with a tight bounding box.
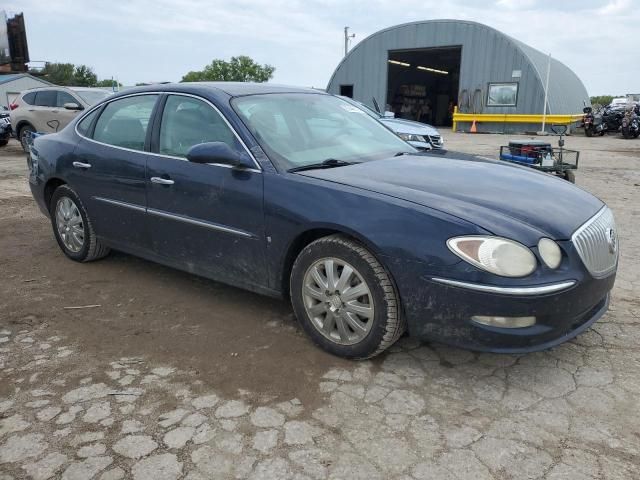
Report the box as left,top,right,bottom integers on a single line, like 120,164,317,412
19,124,35,153
49,185,110,262
290,234,404,359
0,139,8,147
621,126,630,139
584,126,593,137
564,170,576,183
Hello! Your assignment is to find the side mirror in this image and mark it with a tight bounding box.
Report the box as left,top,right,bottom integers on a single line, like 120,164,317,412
186,142,248,167
63,102,83,111
383,111,395,118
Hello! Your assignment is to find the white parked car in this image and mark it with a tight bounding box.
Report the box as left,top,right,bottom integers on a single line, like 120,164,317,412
339,96,444,150
10,86,112,152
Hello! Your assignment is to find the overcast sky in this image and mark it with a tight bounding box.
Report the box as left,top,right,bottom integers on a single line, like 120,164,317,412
4,0,638,95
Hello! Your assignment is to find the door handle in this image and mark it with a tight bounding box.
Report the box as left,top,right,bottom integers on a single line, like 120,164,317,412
150,176,175,185
72,161,92,169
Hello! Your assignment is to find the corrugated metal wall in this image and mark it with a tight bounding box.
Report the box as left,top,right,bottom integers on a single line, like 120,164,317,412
327,20,589,131
0,76,50,107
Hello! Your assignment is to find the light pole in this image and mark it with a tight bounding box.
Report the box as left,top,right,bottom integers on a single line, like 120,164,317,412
344,26,355,57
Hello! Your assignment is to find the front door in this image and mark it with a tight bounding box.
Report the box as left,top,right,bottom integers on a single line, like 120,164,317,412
145,94,267,290
69,94,160,249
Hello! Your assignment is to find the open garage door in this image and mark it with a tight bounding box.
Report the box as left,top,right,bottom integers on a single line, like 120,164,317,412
386,46,461,127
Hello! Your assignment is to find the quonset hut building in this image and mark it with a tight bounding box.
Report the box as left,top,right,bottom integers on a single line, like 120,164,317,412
327,20,589,133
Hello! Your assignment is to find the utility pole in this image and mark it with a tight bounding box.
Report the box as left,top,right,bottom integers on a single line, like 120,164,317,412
539,52,551,135
344,26,355,57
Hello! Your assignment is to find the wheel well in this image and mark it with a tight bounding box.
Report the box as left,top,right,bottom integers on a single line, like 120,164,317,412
15,121,34,137
281,228,360,298
44,178,67,211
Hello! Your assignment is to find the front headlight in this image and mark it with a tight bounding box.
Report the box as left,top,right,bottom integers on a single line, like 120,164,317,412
447,236,537,277
398,133,426,143
538,238,562,269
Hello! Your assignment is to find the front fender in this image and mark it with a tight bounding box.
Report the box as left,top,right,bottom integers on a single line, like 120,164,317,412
264,172,488,293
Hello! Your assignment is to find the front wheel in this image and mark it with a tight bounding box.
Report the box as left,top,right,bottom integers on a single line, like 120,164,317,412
50,185,110,262
290,235,405,359
19,124,35,153
584,125,594,137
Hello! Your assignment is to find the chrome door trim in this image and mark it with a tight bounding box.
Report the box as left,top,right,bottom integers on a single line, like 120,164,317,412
430,277,576,296
74,91,262,172
93,196,147,213
92,197,254,238
147,208,255,238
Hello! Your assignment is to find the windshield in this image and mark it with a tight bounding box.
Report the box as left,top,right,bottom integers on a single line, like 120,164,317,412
232,93,415,170
72,89,111,105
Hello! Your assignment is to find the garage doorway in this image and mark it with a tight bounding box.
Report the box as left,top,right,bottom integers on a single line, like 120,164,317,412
386,46,461,126
339,85,354,98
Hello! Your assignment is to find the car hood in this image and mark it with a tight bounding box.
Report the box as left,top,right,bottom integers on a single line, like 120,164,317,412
299,154,604,243
380,118,439,136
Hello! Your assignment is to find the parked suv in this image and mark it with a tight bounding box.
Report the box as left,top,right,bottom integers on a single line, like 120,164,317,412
10,86,112,152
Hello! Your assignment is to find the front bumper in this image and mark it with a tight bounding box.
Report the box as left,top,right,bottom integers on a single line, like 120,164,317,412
399,270,615,353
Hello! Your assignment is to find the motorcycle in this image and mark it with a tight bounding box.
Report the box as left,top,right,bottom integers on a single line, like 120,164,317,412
621,104,640,139
582,106,599,137
582,104,624,137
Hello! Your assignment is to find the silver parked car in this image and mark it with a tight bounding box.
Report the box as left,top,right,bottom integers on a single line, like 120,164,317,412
10,86,112,152
339,96,444,150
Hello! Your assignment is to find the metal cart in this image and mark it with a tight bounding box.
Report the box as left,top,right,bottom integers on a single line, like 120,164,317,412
499,125,579,183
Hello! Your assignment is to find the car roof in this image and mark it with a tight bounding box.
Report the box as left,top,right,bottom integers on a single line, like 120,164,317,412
115,82,324,98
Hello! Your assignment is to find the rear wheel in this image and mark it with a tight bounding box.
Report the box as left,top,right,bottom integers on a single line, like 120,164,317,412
0,139,8,147
564,170,576,183
50,185,110,262
290,234,404,359
19,124,35,153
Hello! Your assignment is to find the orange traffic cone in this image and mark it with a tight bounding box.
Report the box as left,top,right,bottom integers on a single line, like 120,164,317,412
470,119,477,133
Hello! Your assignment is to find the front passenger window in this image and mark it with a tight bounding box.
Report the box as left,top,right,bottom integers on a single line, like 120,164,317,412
158,95,243,158
93,95,158,151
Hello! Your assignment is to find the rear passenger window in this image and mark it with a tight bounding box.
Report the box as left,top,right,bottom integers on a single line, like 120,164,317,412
158,95,242,158
22,92,36,105
34,90,57,107
92,95,158,151
77,109,99,137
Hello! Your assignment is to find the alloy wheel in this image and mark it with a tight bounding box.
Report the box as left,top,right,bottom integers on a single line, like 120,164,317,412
55,197,85,253
302,257,374,345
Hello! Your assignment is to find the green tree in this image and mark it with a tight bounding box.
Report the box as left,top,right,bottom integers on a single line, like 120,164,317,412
96,79,123,88
590,95,616,107
41,62,98,86
72,64,98,87
41,62,75,85
181,56,275,83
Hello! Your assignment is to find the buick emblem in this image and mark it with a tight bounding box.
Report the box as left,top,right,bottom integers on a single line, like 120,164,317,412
606,228,618,255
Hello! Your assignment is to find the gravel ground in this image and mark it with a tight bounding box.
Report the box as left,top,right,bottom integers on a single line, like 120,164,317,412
0,131,639,480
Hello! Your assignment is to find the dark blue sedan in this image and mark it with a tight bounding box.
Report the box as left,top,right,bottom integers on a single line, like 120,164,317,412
27,83,618,358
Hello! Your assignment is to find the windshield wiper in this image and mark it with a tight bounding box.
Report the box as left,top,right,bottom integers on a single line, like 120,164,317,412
287,159,359,173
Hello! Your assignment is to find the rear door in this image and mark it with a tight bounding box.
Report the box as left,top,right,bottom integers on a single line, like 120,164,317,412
69,94,160,250
145,93,267,289
30,90,59,132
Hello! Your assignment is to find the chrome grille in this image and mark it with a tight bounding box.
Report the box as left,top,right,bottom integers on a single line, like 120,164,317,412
571,207,618,278
428,135,443,148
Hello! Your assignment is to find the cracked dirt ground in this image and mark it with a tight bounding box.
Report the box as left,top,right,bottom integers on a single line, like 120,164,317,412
0,132,639,479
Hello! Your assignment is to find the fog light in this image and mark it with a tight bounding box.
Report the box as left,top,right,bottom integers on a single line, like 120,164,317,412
471,315,536,328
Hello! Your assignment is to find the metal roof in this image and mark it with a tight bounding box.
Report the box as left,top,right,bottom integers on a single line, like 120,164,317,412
327,20,589,116
0,73,52,86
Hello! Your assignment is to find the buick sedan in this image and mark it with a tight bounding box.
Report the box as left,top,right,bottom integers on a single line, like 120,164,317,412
27,83,618,358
